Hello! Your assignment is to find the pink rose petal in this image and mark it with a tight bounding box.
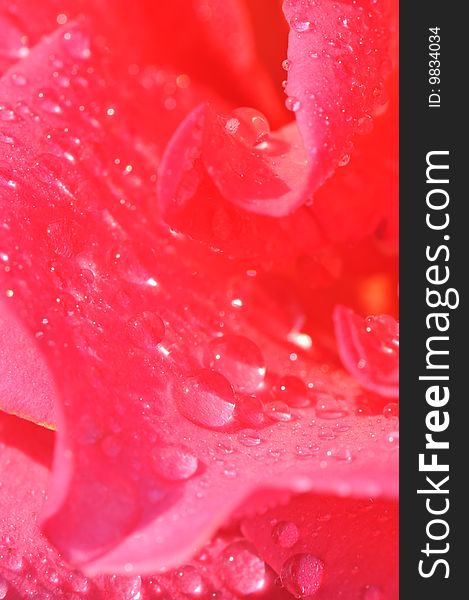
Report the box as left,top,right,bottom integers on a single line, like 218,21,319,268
334,305,399,397
0,2,398,582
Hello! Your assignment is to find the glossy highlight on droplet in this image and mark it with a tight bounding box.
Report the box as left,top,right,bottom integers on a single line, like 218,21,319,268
176,369,236,429
203,334,265,394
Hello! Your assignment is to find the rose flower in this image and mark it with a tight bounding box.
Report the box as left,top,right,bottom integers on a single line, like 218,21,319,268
0,0,398,598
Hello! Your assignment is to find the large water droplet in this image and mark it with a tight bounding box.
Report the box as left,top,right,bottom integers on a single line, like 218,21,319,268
173,565,206,597
220,542,266,596
285,96,301,112
224,107,270,147
280,553,324,598
152,445,199,481
277,375,310,408
203,335,265,394
271,521,300,548
176,369,236,429
127,312,165,350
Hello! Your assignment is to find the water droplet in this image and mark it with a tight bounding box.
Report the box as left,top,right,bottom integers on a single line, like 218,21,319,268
271,521,300,548
238,429,262,447
384,431,399,449
173,565,206,597
361,584,384,600
152,445,199,481
277,375,310,408
224,108,271,147
105,575,142,600
383,402,399,419
203,335,265,394
127,312,165,349
315,397,349,420
282,59,290,71
176,369,236,429
357,114,373,135
235,395,265,427
285,96,301,112
62,29,91,59
264,401,292,422
291,16,314,33
280,553,324,598
220,542,266,596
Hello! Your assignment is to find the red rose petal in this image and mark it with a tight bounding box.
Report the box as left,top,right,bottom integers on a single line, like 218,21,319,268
1,13,397,580
1,0,282,118
334,305,399,398
158,0,396,257
0,305,57,427
242,493,398,599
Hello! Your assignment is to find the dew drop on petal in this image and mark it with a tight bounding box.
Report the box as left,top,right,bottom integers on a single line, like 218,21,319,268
280,553,324,598
176,369,236,429
285,96,301,112
105,575,142,600
271,521,300,548
277,375,310,408
238,429,262,447
291,16,314,33
264,401,292,422
203,335,265,394
220,542,266,596
127,311,165,349
224,108,271,147
152,445,199,481
383,402,399,419
282,59,290,71
173,565,206,597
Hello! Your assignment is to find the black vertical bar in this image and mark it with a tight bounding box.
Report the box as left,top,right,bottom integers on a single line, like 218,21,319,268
400,1,463,597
